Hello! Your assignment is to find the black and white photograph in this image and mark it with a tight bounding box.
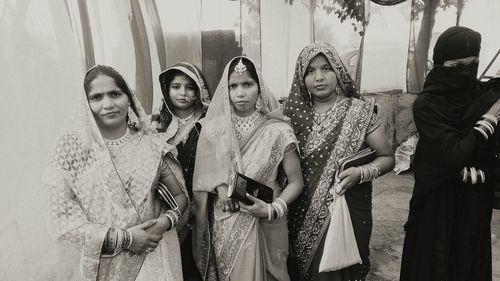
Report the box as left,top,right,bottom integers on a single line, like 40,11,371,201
0,0,499,280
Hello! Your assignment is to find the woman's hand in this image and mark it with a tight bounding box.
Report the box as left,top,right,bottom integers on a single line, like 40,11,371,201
145,215,171,236
216,184,240,213
239,193,269,218
127,220,163,254
336,167,361,196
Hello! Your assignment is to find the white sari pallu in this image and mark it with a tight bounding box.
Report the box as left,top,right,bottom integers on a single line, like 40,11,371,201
43,66,185,281
192,57,298,281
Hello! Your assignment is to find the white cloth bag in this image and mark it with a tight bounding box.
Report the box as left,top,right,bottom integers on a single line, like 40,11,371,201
319,185,362,272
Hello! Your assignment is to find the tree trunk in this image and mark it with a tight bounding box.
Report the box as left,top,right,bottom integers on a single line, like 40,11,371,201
407,0,439,93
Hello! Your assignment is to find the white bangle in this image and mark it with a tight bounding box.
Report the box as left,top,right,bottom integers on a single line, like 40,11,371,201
275,198,288,213
126,229,133,249
483,114,498,126
479,169,485,183
162,212,176,230
470,167,477,184
477,120,494,134
462,167,468,182
358,166,366,183
267,204,272,221
474,126,489,140
272,202,285,219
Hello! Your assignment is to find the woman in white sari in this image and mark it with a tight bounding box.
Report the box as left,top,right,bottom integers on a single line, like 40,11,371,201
44,65,187,281
192,57,304,281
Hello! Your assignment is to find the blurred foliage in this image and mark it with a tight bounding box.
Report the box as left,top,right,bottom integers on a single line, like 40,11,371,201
283,0,367,36
411,0,466,21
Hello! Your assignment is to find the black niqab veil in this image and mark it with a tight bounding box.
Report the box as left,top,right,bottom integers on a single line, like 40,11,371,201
419,26,482,129
412,26,483,195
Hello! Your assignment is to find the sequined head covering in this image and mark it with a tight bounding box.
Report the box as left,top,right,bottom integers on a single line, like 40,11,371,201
193,56,288,192
284,42,359,148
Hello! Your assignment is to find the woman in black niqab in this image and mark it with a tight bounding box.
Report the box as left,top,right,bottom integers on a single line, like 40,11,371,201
400,26,500,281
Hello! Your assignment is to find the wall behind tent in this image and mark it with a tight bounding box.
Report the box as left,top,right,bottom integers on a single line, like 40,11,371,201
1,0,499,280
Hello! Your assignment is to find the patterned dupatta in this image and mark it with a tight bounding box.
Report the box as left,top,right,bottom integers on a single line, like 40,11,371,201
192,57,293,280
283,42,376,279
157,62,211,146
43,66,176,281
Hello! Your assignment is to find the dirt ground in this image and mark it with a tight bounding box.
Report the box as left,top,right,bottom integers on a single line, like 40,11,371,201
366,171,500,281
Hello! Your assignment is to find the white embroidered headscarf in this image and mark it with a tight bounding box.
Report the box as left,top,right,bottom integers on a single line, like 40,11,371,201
43,65,173,281
192,56,287,193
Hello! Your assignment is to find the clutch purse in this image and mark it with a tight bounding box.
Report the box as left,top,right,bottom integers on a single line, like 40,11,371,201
336,148,377,179
157,182,179,211
227,172,274,205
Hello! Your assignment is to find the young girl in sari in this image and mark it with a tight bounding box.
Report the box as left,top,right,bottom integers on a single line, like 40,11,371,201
284,42,394,281
192,57,304,281
45,65,188,281
154,62,211,281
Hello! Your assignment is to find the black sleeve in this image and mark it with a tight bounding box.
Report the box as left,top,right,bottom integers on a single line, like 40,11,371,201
413,97,488,170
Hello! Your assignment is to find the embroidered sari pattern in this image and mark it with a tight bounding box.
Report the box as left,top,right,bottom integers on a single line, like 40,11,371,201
193,56,295,281
44,66,182,281
284,42,376,280
212,119,296,281
293,98,375,278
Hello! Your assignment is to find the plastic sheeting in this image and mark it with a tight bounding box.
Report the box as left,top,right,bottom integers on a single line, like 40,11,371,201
0,0,83,279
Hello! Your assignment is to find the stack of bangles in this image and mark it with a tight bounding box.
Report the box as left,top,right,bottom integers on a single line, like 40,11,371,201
358,163,381,184
162,209,181,231
461,167,486,184
103,227,133,254
267,198,287,221
474,113,497,140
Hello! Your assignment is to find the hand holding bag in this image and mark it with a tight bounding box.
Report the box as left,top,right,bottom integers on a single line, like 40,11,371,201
319,185,362,272
227,172,273,205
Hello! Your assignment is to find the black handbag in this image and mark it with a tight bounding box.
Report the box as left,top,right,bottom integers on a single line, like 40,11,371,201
227,172,274,205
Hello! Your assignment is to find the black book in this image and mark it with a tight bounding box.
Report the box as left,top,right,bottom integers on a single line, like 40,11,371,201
336,148,377,179
228,172,274,205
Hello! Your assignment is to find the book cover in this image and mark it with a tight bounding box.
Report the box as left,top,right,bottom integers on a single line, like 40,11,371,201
228,172,274,205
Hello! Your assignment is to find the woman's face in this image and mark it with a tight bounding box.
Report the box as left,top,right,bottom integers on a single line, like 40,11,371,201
168,74,197,111
86,74,129,132
304,54,338,101
228,70,260,117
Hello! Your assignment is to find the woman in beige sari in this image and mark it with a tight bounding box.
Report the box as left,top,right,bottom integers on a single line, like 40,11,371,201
44,65,188,281
192,57,304,281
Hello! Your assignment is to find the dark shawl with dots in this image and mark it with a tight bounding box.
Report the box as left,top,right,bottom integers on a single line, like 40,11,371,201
284,42,379,281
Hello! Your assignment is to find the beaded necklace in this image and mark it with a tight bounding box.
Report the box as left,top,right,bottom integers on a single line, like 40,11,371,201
231,110,265,140
104,128,132,160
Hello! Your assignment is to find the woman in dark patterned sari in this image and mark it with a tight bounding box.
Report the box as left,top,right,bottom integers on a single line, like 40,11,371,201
284,42,395,281
153,62,211,281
